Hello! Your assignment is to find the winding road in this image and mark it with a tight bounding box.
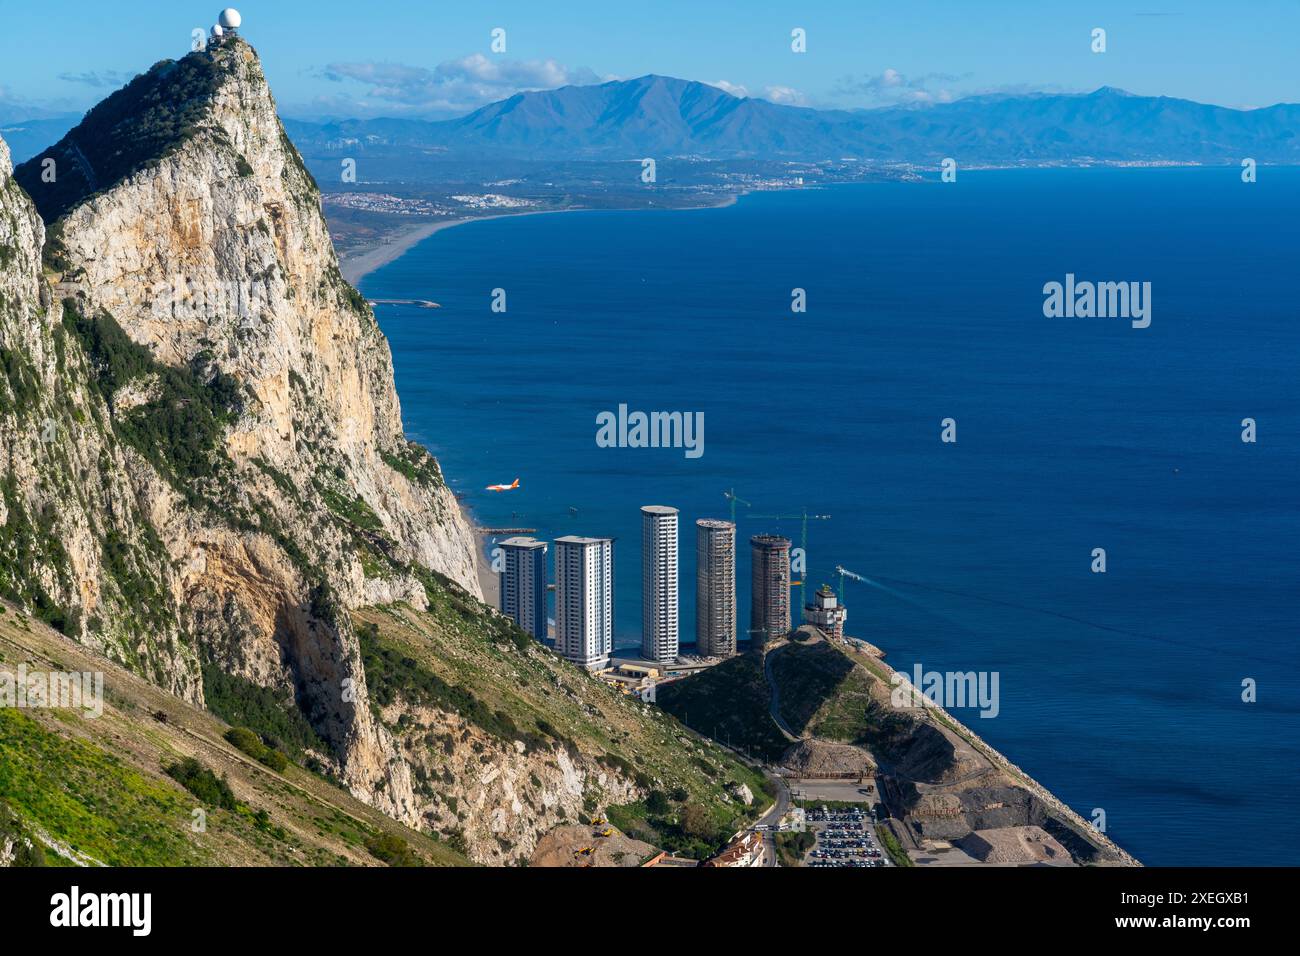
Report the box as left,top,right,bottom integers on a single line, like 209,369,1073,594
763,642,803,743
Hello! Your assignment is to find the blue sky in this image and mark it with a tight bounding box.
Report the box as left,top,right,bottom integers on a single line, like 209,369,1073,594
1,1,1297,119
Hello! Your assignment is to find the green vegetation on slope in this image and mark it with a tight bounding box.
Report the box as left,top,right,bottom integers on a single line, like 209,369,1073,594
0,609,471,867
223,727,290,773
14,53,223,224
768,640,856,735
359,620,556,751
380,443,444,489
62,302,241,500
655,649,791,762
0,473,74,635
201,663,330,760
0,708,214,865
605,791,740,861
770,639,923,763
164,756,237,810
808,666,926,762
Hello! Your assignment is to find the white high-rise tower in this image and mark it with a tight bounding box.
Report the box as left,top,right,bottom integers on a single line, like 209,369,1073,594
641,506,679,664
554,536,614,670
498,537,547,642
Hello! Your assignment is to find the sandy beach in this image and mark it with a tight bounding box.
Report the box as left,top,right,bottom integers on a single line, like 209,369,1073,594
338,195,743,286
339,211,588,285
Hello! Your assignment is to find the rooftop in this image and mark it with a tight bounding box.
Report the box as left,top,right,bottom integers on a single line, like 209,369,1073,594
696,518,736,531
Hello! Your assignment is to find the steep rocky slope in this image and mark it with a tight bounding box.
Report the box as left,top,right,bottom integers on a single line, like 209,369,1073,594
4,40,482,823
3,131,207,691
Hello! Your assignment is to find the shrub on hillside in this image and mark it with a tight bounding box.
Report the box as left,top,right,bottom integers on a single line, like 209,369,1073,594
365,832,418,867
224,726,290,773
164,758,236,810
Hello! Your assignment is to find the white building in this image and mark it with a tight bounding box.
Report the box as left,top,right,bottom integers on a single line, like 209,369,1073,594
554,536,614,670
803,584,847,641
641,506,679,664
498,537,547,643
695,519,737,658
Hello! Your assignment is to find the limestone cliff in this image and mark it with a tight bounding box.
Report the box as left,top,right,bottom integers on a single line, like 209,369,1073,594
4,39,482,823
4,133,207,696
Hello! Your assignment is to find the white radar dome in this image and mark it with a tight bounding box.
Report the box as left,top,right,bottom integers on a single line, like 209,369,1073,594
218,8,242,29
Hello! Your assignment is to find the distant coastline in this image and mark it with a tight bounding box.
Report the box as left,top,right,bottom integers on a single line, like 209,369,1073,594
338,193,743,286
335,166,1225,287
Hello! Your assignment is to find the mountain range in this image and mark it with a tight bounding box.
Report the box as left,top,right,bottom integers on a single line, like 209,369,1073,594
10,75,1296,169
281,74,1300,164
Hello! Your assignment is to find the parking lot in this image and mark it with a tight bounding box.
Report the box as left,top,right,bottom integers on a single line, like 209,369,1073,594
803,806,891,868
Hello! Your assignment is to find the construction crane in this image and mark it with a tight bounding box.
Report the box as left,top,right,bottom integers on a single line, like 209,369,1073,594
749,508,830,606
835,565,868,603
723,487,751,524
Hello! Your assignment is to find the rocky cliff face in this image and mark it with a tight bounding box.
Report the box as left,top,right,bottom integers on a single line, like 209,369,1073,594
3,39,483,822
388,701,641,865
4,131,206,697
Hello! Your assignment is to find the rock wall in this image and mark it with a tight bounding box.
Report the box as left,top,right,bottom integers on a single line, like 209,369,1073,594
1,40,484,823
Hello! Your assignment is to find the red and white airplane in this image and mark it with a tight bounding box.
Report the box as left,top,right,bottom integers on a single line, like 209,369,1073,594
486,478,520,492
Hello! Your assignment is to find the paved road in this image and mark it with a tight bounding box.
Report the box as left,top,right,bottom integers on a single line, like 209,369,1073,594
755,771,791,866
762,643,802,742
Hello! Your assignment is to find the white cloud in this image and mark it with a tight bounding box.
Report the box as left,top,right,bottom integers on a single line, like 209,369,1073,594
763,85,808,106
318,54,609,116
833,68,970,106
709,80,749,98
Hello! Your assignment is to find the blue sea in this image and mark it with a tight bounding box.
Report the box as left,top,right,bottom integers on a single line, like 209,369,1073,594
361,168,1300,866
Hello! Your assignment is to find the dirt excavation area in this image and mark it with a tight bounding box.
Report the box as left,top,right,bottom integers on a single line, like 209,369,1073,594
529,824,656,867
782,739,876,777
956,826,1072,865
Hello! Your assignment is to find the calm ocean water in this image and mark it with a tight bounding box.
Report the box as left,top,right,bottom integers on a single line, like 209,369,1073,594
362,168,1300,865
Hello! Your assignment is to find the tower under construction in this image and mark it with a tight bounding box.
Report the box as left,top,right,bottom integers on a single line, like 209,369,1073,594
695,519,737,657
750,534,792,647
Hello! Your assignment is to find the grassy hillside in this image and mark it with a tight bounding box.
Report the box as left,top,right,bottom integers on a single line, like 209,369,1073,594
0,602,467,867
768,639,856,735
655,649,791,763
